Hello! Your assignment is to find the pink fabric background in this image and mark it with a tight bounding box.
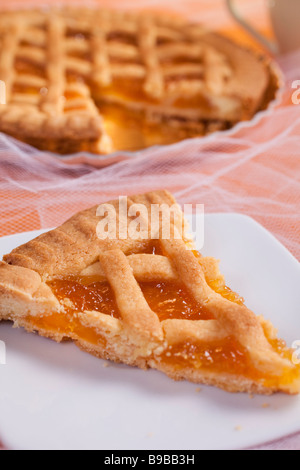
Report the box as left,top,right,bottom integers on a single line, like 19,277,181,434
0,0,299,450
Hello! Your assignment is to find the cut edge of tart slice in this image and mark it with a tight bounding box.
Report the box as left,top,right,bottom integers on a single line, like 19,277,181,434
0,8,280,154
0,190,299,395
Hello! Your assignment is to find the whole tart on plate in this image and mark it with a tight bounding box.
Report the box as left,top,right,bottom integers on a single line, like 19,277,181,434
0,190,299,395
0,8,279,155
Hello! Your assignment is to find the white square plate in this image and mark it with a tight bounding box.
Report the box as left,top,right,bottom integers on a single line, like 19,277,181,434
0,214,299,450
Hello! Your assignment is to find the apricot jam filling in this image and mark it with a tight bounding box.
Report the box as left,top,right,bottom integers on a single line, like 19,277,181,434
14,60,46,78
93,77,207,151
160,337,249,374
64,90,86,100
96,79,160,105
49,277,211,323
12,84,41,95
24,278,117,345
97,77,209,108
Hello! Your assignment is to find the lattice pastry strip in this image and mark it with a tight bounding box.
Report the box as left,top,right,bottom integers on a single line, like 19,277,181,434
0,190,298,395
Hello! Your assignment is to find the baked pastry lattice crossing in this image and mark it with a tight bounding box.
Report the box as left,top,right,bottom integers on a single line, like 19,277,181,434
0,8,276,154
0,190,299,395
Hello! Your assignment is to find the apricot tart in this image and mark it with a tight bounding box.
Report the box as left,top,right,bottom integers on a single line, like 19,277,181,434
0,8,278,154
0,190,299,394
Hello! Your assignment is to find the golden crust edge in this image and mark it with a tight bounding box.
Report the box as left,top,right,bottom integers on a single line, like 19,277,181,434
0,8,281,154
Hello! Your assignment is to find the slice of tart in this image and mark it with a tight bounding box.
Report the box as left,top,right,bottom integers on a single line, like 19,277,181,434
0,190,299,394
